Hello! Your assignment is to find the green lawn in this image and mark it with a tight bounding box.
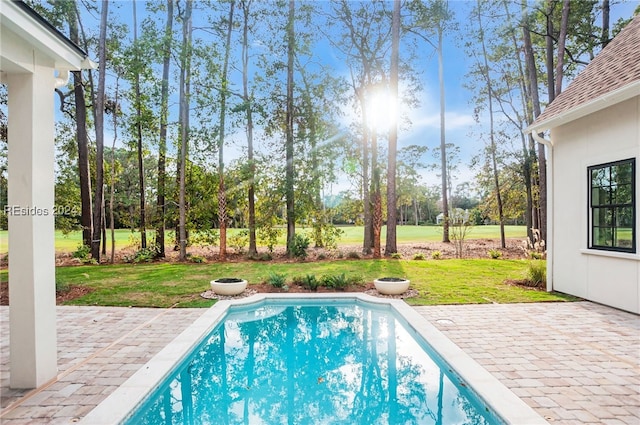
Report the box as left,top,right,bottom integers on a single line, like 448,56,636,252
0,258,575,308
0,225,527,254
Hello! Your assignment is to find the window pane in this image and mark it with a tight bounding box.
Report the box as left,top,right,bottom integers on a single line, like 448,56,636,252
613,184,632,205
614,162,633,185
593,207,613,226
615,228,633,249
592,187,611,206
591,167,609,187
594,227,613,247
616,207,634,227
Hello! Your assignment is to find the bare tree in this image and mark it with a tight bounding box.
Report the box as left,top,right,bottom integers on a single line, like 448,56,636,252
177,0,193,261
385,0,401,255
601,0,610,47
108,75,120,263
522,5,545,241
217,0,235,260
407,0,454,243
285,0,295,256
91,0,108,261
240,0,258,257
155,0,173,258
554,0,570,97
132,1,147,249
68,3,92,248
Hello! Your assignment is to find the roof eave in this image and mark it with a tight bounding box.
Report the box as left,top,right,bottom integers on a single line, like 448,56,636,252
1,0,90,70
525,80,640,134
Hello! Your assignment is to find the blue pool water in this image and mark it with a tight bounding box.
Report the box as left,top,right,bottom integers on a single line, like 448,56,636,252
124,300,504,424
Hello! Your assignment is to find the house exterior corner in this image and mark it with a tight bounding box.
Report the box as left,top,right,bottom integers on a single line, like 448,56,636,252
550,95,640,313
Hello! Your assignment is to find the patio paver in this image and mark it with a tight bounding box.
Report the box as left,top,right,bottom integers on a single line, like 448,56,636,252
414,302,640,425
1,306,204,424
1,301,639,424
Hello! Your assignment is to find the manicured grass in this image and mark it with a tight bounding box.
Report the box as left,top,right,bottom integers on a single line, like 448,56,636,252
0,225,527,254
0,258,575,308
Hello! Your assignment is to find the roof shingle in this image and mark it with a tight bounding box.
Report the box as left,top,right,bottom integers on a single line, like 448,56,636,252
531,14,640,128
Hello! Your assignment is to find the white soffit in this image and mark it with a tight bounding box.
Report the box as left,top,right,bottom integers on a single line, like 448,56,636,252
0,0,87,72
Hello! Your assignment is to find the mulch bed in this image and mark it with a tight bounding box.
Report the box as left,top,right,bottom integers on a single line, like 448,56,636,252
0,281,95,306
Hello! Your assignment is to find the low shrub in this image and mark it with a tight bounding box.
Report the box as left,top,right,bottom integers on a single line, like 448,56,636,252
346,251,360,259
431,250,442,260
301,274,319,291
188,254,206,263
412,253,426,260
72,244,91,261
124,247,157,263
291,233,310,259
390,253,402,259
488,249,502,259
321,273,348,289
266,272,287,288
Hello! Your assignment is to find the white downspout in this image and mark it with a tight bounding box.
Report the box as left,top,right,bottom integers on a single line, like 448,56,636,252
531,132,554,293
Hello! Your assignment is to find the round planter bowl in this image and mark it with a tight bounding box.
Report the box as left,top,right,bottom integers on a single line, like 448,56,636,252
373,277,410,295
210,278,248,296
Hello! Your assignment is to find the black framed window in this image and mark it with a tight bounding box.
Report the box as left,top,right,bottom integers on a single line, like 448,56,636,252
589,158,636,253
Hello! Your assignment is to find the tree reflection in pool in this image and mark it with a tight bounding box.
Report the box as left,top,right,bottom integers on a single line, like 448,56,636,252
125,303,503,425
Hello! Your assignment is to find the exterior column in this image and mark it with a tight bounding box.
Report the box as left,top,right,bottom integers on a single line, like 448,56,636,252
7,60,57,389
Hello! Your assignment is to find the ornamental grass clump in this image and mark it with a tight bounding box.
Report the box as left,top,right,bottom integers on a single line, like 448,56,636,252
526,261,546,287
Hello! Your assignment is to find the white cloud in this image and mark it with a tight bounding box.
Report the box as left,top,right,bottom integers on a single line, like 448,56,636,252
409,109,475,132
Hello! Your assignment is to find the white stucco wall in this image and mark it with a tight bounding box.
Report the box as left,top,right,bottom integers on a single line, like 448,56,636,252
550,96,640,313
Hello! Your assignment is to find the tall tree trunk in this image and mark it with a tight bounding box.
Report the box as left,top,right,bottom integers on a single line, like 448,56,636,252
242,0,258,256
437,23,450,243
545,7,556,102
385,0,400,255
178,0,193,261
156,0,173,258
109,77,120,264
601,0,610,47
477,0,505,248
555,0,570,97
360,89,372,255
371,130,381,259
91,0,108,261
523,5,547,244
285,0,296,256
68,7,92,248
218,0,235,260
101,195,107,255
132,1,147,249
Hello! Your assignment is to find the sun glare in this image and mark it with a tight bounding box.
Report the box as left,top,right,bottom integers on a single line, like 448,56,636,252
366,90,398,132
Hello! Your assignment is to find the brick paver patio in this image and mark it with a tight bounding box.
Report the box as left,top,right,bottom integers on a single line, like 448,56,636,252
415,302,640,425
1,301,638,424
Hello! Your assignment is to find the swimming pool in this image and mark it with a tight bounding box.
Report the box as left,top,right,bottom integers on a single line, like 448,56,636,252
81,294,548,424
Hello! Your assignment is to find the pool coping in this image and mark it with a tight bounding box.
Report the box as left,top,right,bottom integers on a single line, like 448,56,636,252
79,293,549,425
